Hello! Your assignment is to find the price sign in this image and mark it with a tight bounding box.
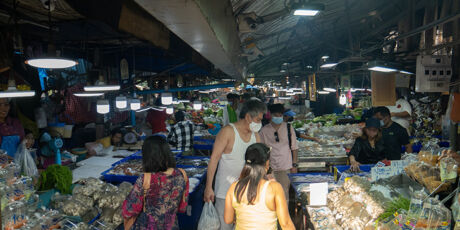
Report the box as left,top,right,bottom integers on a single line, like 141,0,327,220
309,182,328,206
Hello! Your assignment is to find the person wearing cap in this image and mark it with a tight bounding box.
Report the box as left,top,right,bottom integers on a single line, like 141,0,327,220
348,117,386,171
283,110,320,142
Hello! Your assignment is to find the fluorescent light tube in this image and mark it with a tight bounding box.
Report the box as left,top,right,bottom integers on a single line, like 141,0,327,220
323,88,336,92
294,9,319,16
320,63,338,68
136,107,151,113
317,91,330,94
84,85,120,91
74,92,104,97
368,66,398,72
399,70,414,75
0,90,35,98
25,58,77,69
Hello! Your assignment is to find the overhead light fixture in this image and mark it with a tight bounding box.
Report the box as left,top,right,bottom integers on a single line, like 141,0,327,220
321,56,330,60
193,101,202,110
115,96,127,109
367,61,399,73
136,107,152,113
320,63,338,68
399,70,414,75
323,88,336,92
306,65,313,69
84,85,120,92
130,99,141,110
317,90,330,95
74,92,104,97
178,99,190,103
161,93,173,105
368,66,398,72
282,62,289,66
0,79,35,98
24,6,77,69
280,69,286,73
294,9,320,16
96,100,110,114
25,58,78,69
172,100,180,105
0,90,35,98
166,106,174,115
293,3,324,16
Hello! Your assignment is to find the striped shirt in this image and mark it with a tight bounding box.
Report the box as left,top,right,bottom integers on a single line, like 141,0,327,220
167,121,194,151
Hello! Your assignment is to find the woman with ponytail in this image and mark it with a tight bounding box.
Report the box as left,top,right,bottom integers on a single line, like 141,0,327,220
223,143,295,230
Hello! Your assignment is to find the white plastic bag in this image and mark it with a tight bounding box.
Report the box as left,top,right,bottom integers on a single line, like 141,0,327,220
14,141,38,178
197,202,220,230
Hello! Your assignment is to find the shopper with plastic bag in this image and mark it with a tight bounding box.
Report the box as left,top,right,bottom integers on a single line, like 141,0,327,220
197,202,220,230
14,139,38,178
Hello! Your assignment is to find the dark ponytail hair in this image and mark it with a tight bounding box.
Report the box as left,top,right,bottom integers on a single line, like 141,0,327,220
235,143,270,205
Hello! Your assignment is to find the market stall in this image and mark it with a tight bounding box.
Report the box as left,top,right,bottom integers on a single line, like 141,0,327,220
288,150,460,230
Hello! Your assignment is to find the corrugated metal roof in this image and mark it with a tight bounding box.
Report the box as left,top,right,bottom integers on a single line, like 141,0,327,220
232,0,407,76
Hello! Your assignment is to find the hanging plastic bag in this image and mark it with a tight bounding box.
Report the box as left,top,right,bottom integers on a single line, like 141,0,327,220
197,202,220,230
14,141,38,178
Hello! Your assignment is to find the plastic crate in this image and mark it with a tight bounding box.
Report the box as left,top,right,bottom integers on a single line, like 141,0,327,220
333,164,374,181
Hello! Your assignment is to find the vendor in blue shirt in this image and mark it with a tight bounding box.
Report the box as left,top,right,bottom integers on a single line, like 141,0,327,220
373,106,412,160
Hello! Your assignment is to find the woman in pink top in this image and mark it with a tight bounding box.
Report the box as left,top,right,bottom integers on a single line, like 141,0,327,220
224,143,295,230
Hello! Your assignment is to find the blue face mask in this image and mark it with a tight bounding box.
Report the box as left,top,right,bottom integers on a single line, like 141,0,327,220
380,120,385,127
272,116,283,124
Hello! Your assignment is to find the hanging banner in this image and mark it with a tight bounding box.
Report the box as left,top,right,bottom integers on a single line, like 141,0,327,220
308,74,317,102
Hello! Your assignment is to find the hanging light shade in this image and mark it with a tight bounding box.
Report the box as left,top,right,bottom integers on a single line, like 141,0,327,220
161,93,173,105
193,101,202,110
0,79,35,98
115,96,127,109
130,99,141,110
25,58,77,69
96,100,110,114
166,106,174,115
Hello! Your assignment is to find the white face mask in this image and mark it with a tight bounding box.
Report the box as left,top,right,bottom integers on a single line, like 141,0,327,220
249,122,262,132
380,120,385,127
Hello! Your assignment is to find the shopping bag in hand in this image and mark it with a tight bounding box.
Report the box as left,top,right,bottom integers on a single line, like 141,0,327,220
14,140,38,178
197,202,220,230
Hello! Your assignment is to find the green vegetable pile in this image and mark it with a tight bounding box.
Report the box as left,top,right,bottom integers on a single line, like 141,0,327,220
377,196,410,222
38,164,73,194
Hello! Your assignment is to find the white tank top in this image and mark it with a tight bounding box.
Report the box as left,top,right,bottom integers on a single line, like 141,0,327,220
232,181,278,230
215,123,256,199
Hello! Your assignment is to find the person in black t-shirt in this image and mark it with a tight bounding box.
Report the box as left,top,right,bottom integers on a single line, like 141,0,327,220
373,107,412,160
348,118,386,171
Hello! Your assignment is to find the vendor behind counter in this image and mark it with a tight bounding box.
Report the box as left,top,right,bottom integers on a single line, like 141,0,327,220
0,98,25,157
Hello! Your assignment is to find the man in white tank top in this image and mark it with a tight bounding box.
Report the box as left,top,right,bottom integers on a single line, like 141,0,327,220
204,99,266,230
